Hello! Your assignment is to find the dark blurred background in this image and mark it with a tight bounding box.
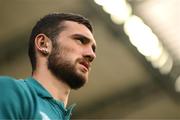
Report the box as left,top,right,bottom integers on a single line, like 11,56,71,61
1,0,180,119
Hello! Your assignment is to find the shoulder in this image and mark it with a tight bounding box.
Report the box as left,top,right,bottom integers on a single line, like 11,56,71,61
0,76,30,92
0,76,27,93
0,76,19,90
0,76,16,82
0,76,23,118
0,76,38,105
0,76,28,104
0,76,37,119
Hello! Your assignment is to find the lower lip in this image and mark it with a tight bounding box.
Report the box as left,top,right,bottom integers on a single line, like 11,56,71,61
80,64,88,72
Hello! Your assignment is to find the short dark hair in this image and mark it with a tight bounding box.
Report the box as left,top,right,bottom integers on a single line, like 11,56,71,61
28,13,93,71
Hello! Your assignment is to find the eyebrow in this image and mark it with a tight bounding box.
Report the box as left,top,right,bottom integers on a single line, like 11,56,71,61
71,33,97,52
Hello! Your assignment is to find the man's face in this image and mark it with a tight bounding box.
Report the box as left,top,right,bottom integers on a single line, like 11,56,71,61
48,21,96,89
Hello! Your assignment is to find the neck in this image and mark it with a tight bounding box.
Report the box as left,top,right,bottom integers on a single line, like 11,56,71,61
32,66,71,107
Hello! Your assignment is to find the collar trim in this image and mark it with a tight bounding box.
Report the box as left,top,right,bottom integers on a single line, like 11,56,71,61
25,77,52,98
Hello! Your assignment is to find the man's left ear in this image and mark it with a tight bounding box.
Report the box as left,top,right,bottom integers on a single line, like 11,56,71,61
35,34,51,56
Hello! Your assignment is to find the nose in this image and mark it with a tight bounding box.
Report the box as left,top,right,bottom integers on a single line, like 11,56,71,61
83,47,96,62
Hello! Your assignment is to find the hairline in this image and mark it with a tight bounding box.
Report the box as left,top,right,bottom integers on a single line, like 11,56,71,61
53,20,93,41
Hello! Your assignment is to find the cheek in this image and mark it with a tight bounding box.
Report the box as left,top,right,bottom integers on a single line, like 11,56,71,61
60,47,81,62
63,44,82,55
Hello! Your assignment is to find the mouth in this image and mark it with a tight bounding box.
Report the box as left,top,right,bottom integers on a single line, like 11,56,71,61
79,61,90,72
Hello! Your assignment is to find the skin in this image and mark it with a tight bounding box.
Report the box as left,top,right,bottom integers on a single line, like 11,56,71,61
32,21,96,107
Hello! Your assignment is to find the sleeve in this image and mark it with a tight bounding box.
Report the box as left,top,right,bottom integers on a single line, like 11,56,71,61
0,76,35,119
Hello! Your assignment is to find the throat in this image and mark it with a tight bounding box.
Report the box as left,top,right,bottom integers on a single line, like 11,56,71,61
32,70,71,107
53,89,70,107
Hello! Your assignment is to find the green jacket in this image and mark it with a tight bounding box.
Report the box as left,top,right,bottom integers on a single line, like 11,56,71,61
0,76,75,120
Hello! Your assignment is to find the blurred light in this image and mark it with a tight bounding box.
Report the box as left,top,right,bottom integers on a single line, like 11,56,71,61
94,0,173,74
124,16,161,56
94,0,105,6
94,0,132,24
150,50,173,74
149,50,167,68
124,15,173,74
159,56,173,74
175,75,180,92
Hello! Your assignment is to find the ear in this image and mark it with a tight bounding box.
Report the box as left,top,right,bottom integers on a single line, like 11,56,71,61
34,34,51,56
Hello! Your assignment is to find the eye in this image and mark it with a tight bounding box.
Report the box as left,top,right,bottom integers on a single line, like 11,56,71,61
76,37,88,44
78,38,85,44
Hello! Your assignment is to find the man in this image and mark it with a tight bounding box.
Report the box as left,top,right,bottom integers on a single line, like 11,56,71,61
0,13,96,119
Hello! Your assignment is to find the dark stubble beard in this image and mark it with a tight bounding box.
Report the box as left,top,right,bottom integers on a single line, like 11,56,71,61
47,43,86,89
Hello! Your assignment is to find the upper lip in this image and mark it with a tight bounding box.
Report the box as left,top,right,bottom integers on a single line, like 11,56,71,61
79,61,90,70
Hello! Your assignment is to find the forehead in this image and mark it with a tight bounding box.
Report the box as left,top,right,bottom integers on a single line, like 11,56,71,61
60,21,96,45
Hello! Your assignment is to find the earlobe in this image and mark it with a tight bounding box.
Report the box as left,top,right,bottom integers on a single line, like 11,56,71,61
41,48,49,55
35,34,50,56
